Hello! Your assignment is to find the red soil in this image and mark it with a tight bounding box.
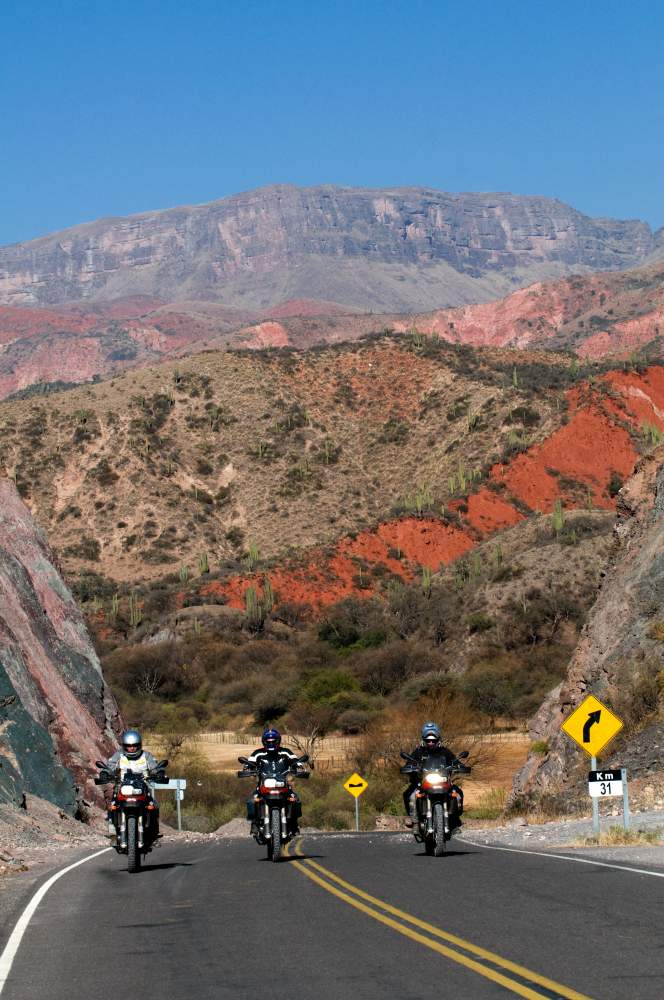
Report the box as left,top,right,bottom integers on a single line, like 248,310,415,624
243,321,291,348
197,366,664,613
267,298,353,318
204,518,475,611
464,489,525,533
0,305,99,343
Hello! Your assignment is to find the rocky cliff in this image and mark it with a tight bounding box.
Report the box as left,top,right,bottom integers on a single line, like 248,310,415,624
1,185,661,312
0,479,120,812
513,446,664,798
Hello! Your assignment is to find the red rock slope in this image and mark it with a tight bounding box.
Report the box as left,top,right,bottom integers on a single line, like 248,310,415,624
206,367,664,611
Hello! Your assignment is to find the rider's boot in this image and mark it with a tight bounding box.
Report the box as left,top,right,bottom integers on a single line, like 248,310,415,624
404,792,417,828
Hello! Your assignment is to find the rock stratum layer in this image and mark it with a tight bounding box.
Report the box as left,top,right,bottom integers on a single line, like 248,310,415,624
1,185,662,312
0,479,120,812
513,446,664,797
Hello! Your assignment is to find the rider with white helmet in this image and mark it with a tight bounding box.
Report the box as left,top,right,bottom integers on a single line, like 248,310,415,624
104,730,160,836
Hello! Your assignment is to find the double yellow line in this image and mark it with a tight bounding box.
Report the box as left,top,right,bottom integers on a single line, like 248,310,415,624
284,839,592,1000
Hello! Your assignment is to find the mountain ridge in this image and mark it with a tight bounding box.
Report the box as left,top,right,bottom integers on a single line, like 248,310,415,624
2,184,662,312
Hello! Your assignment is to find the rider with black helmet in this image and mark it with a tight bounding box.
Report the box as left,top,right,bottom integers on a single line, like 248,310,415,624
245,729,303,835
403,722,463,827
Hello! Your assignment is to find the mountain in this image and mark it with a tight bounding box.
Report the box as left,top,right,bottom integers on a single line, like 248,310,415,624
1,185,662,313
0,479,120,812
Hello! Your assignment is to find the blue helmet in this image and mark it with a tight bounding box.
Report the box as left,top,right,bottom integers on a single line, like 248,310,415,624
262,728,281,753
421,722,441,746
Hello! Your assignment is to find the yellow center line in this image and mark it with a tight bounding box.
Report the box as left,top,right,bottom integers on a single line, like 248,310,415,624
285,839,593,1000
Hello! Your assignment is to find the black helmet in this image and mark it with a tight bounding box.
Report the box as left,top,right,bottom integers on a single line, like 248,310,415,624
262,728,281,753
121,729,143,760
421,721,441,748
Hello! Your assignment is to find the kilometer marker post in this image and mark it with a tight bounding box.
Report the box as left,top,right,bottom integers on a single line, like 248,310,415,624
590,756,600,838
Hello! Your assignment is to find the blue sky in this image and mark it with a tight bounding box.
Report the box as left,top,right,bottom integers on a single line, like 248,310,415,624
1,0,662,245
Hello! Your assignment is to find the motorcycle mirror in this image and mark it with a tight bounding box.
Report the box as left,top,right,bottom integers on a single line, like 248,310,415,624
457,750,469,759
95,760,106,769
299,754,310,763
158,759,169,768
238,755,250,765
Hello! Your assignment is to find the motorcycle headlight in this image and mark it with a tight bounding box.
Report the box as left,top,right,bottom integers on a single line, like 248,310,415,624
262,778,285,788
121,784,139,795
423,773,444,784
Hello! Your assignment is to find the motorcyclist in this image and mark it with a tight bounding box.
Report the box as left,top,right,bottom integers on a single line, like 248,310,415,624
104,729,161,838
402,722,464,828
245,729,304,836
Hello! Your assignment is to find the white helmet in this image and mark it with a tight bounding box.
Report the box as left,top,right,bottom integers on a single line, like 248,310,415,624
121,730,143,760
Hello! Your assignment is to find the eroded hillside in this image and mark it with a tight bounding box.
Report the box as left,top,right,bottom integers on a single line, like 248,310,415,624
1,335,663,599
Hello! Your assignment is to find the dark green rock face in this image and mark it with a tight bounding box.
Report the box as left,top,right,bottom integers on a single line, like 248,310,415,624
0,651,74,810
0,480,120,813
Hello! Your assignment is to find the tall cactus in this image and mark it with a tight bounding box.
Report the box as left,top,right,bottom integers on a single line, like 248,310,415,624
128,590,143,628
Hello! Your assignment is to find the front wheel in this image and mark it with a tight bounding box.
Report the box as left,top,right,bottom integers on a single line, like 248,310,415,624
270,807,282,862
127,815,141,873
433,803,446,857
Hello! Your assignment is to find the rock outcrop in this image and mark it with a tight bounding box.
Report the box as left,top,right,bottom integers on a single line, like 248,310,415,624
0,479,120,812
513,446,664,798
1,185,661,312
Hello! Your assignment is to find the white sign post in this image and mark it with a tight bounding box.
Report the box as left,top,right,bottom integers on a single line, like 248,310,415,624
153,778,187,831
588,768,630,832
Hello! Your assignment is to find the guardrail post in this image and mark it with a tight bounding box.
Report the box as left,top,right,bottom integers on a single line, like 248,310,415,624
621,767,630,831
176,779,182,832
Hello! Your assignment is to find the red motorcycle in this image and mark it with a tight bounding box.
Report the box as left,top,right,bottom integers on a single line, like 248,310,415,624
238,753,309,862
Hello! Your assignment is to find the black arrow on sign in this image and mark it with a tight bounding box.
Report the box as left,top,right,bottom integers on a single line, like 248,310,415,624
582,710,601,742
348,782,364,787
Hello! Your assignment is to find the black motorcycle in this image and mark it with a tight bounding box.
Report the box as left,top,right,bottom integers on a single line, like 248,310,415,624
95,758,168,873
237,754,310,862
400,749,471,857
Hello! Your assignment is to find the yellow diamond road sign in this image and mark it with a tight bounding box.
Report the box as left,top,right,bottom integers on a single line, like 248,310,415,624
561,694,624,757
343,772,368,798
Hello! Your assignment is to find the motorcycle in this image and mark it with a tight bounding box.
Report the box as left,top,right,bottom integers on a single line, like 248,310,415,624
237,753,310,862
400,749,471,857
95,758,168,873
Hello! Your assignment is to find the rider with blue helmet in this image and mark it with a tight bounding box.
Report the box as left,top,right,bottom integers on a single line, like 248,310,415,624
403,722,463,827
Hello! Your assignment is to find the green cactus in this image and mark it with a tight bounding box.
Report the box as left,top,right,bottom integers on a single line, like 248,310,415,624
246,541,260,570
128,590,143,628
552,499,565,536
421,565,433,597
198,552,209,575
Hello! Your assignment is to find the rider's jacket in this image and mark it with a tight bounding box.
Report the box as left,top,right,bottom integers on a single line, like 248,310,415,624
246,747,300,769
107,749,159,778
407,743,457,767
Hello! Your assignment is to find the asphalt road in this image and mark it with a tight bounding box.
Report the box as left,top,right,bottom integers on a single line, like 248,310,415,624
3,832,664,1000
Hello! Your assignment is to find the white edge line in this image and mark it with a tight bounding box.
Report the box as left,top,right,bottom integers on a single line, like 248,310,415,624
461,837,664,878
0,847,111,993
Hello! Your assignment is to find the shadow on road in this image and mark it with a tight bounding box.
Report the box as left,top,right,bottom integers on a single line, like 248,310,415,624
135,862,196,872
260,853,326,863
412,849,474,858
